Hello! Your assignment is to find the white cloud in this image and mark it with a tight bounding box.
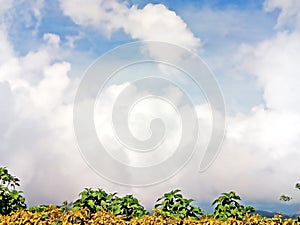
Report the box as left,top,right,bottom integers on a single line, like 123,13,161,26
124,4,200,50
236,31,300,113
212,2,300,202
264,0,300,30
59,0,200,50
126,0,300,205
94,82,211,169
0,10,100,205
0,82,15,136
59,0,128,36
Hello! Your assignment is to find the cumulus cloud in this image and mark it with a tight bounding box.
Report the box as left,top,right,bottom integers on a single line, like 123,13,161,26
133,0,300,206
59,0,200,50
214,1,300,202
236,31,300,113
0,9,102,204
124,4,200,50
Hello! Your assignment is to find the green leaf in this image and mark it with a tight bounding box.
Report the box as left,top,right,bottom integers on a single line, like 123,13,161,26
87,199,95,208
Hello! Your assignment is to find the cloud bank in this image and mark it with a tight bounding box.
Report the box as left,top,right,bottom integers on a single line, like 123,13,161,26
0,0,299,214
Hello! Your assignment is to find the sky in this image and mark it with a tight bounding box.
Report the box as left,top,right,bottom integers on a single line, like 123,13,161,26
0,0,300,215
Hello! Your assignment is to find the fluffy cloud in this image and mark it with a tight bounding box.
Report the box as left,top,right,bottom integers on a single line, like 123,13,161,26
235,1,300,114
59,0,200,50
236,31,300,113
0,8,99,204
136,0,300,205
215,1,300,201
124,4,200,50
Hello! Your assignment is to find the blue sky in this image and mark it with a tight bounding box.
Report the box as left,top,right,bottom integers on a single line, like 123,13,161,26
0,0,300,215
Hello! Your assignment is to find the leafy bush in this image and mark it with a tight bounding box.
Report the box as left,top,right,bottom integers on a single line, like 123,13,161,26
71,188,115,213
108,194,148,219
212,191,255,221
71,188,147,219
0,167,26,215
154,189,202,219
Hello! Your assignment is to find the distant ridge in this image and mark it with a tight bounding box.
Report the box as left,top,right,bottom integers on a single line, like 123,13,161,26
256,210,299,219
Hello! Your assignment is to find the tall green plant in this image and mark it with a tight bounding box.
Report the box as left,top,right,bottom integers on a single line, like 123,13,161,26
71,188,116,213
212,191,255,221
154,189,202,219
108,194,148,219
0,167,26,215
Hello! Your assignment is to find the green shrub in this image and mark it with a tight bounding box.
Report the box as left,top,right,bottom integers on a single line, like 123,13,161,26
108,194,148,219
154,189,202,219
71,188,147,219
71,188,115,213
0,167,26,215
212,191,255,221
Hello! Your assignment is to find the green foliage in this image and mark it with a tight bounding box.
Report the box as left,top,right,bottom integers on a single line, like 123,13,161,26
154,189,202,219
295,183,300,190
0,167,26,215
279,194,292,202
108,194,148,219
71,188,115,213
212,191,255,221
71,188,147,219
28,204,56,213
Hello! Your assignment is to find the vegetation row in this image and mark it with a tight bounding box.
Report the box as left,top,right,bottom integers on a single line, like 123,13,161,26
1,167,299,224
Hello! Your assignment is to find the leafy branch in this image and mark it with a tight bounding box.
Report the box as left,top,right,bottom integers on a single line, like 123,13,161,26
0,167,26,215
